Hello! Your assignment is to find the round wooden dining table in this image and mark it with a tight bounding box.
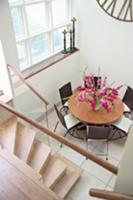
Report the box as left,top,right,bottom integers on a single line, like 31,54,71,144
68,91,124,125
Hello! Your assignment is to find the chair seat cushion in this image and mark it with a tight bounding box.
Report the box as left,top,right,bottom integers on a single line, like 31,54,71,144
64,101,68,107
112,116,133,133
64,113,80,129
124,103,130,112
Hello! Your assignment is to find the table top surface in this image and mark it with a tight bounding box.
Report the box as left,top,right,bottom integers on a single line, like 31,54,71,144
68,91,124,125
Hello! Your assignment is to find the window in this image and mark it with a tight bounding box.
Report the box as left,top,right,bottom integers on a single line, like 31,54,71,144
9,0,71,71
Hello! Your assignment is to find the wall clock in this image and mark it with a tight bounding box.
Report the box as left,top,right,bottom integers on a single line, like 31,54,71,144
96,0,133,22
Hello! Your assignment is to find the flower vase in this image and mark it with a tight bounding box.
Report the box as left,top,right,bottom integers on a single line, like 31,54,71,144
94,103,100,111
94,96,101,111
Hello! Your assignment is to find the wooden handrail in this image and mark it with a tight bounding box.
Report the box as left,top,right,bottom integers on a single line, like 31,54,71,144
7,64,49,106
0,101,118,175
90,188,133,200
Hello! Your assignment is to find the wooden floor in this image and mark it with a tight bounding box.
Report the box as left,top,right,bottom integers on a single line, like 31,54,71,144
0,154,61,200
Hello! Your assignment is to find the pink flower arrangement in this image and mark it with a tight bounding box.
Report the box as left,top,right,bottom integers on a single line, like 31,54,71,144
77,72,123,112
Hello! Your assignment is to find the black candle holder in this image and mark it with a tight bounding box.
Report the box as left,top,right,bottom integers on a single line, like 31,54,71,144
69,29,73,53
71,17,77,51
62,29,67,54
61,17,77,54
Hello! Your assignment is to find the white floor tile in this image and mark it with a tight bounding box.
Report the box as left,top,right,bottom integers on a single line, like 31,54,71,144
48,109,59,129
107,174,117,188
107,138,127,161
36,132,60,152
105,184,113,191
66,134,96,151
107,156,120,166
93,146,120,167
57,145,85,165
69,171,106,200
93,138,126,162
81,159,113,184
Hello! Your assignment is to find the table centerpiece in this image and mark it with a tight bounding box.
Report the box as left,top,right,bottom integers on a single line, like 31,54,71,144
77,70,123,112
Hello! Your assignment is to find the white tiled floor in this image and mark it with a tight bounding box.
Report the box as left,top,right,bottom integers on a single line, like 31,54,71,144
37,108,128,200
68,171,105,200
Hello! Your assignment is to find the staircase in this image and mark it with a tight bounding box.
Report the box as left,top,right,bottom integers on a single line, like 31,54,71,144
0,115,82,199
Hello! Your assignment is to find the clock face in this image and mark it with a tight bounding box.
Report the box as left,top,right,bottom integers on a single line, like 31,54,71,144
96,0,133,22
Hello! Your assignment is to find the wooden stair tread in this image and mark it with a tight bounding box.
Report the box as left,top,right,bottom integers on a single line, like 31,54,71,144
0,148,42,181
42,156,67,189
15,122,36,162
52,154,82,199
0,154,61,200
27,140,51,173
0,116,17,153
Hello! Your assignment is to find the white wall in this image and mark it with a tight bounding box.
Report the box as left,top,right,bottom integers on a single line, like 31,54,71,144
72,0,133,88
15,52,81,119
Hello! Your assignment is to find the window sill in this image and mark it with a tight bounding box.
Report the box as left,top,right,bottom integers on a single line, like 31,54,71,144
22,48,79,80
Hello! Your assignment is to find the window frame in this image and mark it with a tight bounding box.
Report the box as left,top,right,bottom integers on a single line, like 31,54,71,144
9,0,72,71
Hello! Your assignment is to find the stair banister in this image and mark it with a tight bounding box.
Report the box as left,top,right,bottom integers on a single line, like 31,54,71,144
7,64,49,106
89,188,133,200
7,64,49,129
0,101,118,175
